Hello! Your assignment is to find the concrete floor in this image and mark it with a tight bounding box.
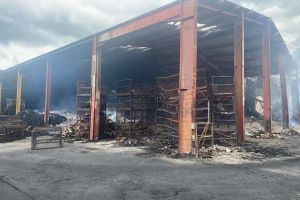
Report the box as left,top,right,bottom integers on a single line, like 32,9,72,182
0,136,299,200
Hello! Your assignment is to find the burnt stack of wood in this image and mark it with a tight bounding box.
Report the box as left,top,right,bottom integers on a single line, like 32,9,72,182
0,115,26,142
116,79,156,138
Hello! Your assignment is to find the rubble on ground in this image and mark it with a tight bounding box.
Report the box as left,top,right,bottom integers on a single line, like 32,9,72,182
18,110,67,128
245,117,299,139
117,133,291,160
19,110,43,127
118,136,179,156
62,123,89,142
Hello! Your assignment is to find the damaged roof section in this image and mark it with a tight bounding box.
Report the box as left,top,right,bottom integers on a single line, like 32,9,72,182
0,0,296,88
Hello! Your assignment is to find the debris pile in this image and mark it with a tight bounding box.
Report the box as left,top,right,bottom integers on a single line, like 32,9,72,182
62,123,89,142
245,117,264,137
19,110,43,127
118,135,179,156
18,110,67,128
241,142,290,159
49,113,67,126
246,117,299,139
196,142,290,160
273,129,299,136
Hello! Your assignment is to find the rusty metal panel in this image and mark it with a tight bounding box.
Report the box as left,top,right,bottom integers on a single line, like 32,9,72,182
234,13,245,143
98,3,180,42
178,0,197,154
44,59,51,125
262,22,272,134
278,46,289,129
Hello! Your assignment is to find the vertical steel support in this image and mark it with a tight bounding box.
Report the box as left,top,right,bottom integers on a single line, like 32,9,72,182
234,13,245,143
0,81,2,114
89,35,101,141
179,0,197,154
278,46,289,129
44,58,51,125
262,22,272,134
291,78,300,123
16,71,22,114
94,46,101,141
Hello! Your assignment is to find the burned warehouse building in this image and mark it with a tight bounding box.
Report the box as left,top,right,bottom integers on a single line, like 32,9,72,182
0,0,299,155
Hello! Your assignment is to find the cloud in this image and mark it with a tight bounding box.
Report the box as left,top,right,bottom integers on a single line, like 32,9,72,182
0,0,299,69
0,0,174,69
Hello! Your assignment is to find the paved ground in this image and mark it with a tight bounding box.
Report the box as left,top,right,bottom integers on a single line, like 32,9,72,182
0,136,299,200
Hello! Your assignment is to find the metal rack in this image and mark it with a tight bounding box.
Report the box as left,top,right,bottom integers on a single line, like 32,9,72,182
210,76,237,145
76,81,91,137
155,74,179,139
116,79,156,137
193,69,214,156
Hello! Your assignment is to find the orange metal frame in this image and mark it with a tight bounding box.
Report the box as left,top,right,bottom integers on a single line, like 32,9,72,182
278,45,289,129
90,0,198,153
262,22,272,134
234,13,245,143
88,0,275,153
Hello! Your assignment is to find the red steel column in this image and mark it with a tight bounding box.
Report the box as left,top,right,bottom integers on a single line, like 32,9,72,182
278,45,289,129
89,35,101,141
234,13,245,143
179,0,198,154
94,46,101,141
262,22,272,134
44,58,51,125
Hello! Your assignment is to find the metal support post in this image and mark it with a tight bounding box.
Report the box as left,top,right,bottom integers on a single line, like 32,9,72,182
44,58,51,125
234,12,245,143
262,22,272,134
16,71,23,114
178,0,197,154
278,46,289,129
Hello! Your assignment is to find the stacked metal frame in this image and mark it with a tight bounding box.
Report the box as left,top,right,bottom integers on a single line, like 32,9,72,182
210,76,237,145
155,74,179,139
116,79,156,138
193,69,214,156
76,81,91,137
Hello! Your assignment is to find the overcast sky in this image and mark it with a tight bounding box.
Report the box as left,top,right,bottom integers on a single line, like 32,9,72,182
0,0,299,70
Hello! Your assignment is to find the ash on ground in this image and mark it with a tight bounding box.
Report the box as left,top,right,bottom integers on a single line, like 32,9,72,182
117,136,180,157
246,117,299,139
117,134,293,161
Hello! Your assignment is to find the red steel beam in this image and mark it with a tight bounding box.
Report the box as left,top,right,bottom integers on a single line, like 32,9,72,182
234,13,245,143
278,46,289,129
44,58,51,125
98,2,181,42
93,47,102,141
89,35,99,141
262,22,272,134
178,0,198,154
